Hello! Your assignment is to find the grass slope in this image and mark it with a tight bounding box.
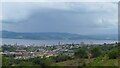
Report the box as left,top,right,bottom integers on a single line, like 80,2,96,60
53,57,118,66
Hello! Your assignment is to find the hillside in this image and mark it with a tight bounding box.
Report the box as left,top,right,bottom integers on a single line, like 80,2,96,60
54,58,118,66
0,31,117,40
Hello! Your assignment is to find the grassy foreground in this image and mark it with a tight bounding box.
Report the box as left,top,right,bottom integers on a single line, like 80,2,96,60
54,57,119,66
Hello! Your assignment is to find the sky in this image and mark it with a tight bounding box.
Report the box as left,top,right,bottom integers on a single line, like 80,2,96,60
0,0,119,35
1,0,120,2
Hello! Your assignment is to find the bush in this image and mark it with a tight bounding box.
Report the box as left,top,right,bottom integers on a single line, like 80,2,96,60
74,48,87,58
108,48,118,59
31,57,54,66
91,47,102,58
54,54,72,62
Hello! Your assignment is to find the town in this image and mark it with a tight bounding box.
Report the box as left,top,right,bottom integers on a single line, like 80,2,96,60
1,42,88,59
1,42,119,67
1,42,117,59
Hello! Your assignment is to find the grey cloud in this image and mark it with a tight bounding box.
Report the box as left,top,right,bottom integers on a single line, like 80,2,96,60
2,2,117,35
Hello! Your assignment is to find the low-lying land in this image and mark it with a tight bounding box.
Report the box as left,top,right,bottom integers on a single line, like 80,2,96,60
1,42,120,68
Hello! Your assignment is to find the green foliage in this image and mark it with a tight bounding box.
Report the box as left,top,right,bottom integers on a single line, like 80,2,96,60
0,48,2,52
74,48,87,58
28,57,54,66
53,54,72,62
2,44,119,66
18,61,33,66
108,48,118,59
2,45,17,52
2,56,12,66
89,56,118,66
91,47,102,58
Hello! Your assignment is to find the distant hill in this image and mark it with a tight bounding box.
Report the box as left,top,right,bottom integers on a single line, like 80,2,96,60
0,31,118,40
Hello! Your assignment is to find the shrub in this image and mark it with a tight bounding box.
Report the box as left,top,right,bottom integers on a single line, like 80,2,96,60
108,48,118,59
91,47,102,58
74,48,87,58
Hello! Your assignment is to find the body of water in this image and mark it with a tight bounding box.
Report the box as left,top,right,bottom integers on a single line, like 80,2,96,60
0,38,117,46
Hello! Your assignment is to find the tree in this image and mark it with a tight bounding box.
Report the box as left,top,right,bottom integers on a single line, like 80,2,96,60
54,54,72,62
108,48,118,59
91,47,102,58
74,48,87,58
